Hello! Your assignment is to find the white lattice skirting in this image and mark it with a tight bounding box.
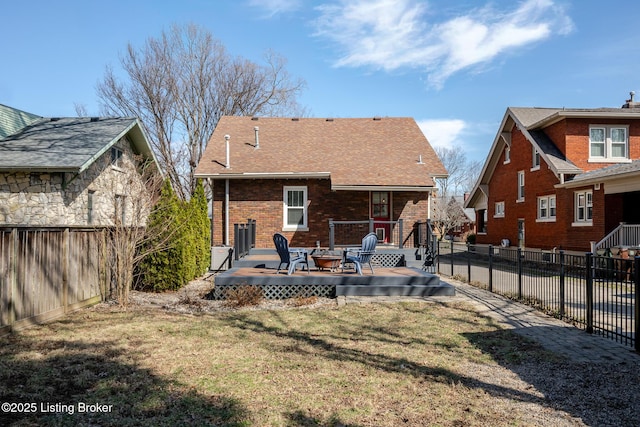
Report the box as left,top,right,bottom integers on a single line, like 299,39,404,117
212,283,335,300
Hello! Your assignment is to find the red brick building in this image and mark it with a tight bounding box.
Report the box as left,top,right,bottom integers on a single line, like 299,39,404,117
465,97,640,251
195,116,447,249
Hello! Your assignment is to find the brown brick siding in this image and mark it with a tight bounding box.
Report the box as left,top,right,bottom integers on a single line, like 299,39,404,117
476,126,607,251
211,178,429,248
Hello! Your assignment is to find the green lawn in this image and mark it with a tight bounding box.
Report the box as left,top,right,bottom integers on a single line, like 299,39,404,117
0,300,579,426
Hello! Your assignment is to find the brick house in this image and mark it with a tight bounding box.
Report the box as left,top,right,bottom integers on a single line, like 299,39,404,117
194,116,447,248
465,96,640,251
0,104,159,227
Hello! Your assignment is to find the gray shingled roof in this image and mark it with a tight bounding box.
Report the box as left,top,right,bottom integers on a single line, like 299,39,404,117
0,116,142,172
567,159,640,184
0,104,42,138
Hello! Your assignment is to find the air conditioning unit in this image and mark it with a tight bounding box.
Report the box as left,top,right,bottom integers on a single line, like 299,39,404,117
211,246,232,271
500,239,510,247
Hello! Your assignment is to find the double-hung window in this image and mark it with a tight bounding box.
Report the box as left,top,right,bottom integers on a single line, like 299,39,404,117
517,171,525,202
111,147,123,168
283,186,308,231
574,190,593,225
532,147,540,170
589,126,628,161
537,195,556,221
494,201,505,218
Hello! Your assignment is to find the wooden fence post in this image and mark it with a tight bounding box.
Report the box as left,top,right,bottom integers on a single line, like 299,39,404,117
9,227,17,327
62,228,69,313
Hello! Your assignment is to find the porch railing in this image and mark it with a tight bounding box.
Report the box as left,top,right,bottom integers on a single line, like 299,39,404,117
328,218,403,250
233,219,256,260
593,223,640,252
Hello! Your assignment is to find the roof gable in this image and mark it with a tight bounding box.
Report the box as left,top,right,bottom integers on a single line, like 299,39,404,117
195,116,447,190
466,105,640,208
0,116,158,173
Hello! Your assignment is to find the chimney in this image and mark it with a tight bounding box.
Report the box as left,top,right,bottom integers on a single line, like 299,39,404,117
224,135,230,168
254,126,260,149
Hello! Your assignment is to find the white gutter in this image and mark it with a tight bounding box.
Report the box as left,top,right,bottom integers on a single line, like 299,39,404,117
331,185,433,192
195,172,331,179
224,179,230,245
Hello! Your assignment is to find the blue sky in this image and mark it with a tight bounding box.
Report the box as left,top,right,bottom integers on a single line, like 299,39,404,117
2,0,640,163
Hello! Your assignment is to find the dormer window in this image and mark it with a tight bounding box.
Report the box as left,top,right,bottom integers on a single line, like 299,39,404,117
589,125,628,161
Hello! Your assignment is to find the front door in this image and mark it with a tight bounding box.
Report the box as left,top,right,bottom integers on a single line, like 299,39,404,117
372,192,390,243
518,219,525,248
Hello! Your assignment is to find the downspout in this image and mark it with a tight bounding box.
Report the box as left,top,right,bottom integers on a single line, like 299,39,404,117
225,179,230,246
209,178,214,246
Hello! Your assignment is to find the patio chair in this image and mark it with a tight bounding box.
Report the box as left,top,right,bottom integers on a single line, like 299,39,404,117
344,232,377,275
273,233,309,275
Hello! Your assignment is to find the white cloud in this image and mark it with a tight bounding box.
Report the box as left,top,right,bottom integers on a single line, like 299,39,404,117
314,0,574,87
248,0,302,18
417,119,466,150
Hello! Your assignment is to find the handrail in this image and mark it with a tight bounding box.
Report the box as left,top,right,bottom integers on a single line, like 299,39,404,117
593,223,640,251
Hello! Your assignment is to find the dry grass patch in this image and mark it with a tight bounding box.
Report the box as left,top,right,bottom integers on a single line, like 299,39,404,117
0,300,637,426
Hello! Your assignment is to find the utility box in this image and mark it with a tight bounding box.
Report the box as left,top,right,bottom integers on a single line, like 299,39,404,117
211,246,232,271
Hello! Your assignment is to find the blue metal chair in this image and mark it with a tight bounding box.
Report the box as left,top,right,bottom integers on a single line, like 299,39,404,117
344,232,377,275
273,233,309,275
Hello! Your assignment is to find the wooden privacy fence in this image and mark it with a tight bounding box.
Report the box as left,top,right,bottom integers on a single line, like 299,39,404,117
0,226,110,333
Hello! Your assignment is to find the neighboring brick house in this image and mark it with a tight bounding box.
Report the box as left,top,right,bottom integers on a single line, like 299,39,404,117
465,96,640,251
194,116,447,248
0,104,159,227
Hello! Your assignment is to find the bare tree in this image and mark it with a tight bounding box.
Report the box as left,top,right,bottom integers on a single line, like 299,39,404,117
431,196,469,241
434,146,480,197
97,23,306,199
432,146,480,240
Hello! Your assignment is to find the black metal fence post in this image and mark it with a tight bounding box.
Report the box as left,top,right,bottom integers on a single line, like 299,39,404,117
488,245,493,292
329,219,335,250
559,250,565,319
586,252,594,334
635,256,640,353
467,243,471,283
517,247,523,299
398,219,404,249
450,240,454,276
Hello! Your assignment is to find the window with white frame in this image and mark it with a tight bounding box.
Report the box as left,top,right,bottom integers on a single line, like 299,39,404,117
589,125,628,161
494,201,505,218
532,147,540,170
537,195,556,221
517,171,525,201
504,146,510,163
574,190,593,224
283,186,308,230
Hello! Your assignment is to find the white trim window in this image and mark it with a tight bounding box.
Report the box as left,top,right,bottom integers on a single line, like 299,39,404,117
283,186,308,231
531,147,540,170
537,195,556,221
494,201,505,218
573,190,593,226
517,171,525,202
504,146,511,164
589,125,629,161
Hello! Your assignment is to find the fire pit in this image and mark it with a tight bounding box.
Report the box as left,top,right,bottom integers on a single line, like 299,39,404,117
311,251,343,271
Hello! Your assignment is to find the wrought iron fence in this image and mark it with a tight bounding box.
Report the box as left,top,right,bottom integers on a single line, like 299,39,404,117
437,242,639,351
